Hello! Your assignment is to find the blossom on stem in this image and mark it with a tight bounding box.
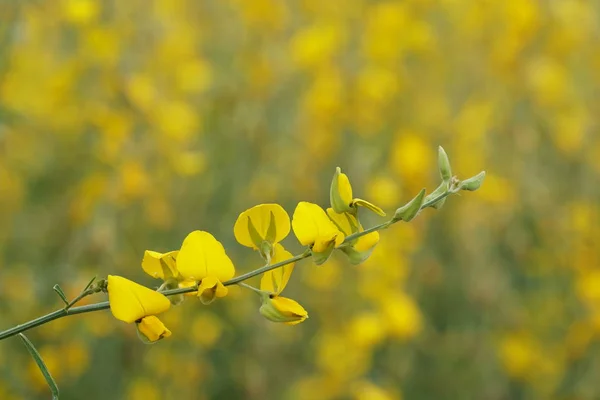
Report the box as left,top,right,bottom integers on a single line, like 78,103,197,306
176,230,235,304
292,201,345,265
330,167,385,216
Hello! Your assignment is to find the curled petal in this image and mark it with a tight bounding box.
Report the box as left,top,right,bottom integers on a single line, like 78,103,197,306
234,204,291,249
177,231,235,282
330,167,354,213
260,295,308,325
107,275,170,323
197,276,229,305
141,250,179,280
137,316,172,343
260,244,295,294
352,198,386,216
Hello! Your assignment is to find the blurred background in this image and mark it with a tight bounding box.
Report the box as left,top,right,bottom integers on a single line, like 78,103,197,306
0,0,599,399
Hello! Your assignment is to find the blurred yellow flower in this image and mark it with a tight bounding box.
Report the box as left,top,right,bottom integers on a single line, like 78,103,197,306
176,230,235,303
107,275,171,324
234,203,291,255
292,201,345,264
137,315,172,343
330,167,385,216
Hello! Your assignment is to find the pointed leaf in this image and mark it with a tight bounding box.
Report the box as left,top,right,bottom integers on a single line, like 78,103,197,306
18,334,59,399
52,285,68,306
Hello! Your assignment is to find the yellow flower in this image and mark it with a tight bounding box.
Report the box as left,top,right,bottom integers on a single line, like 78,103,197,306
136,316,171,343
233,203,290,257
257,243,306,325
176,230,235,303
330,167,385,216
196,276,228,305
259,295,308,325
141,250,179,280
107,275,171,323
260,243,295,294
326,208,380,264
292,201,344,264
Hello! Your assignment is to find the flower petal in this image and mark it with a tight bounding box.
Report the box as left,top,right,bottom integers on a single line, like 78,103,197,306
107,275,171,323
355,231,380,252
292,202,344,247
260,243,295,294
326,208,359,236
234,204,291,249
141,250,179,280
337,170,354,206
352,198,386,216
272,296,309,325
177,231,235,282
137,315,172,342
197,276,229,304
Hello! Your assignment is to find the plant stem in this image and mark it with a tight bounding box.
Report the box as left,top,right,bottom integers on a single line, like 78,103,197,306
0,188,452,341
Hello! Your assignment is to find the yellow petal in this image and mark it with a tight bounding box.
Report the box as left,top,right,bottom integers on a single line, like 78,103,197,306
260,243,295,294
337,170,354,206
292,202,344,248
107,275,171,323
259,295,308,325
178,279,198,297
352,198,386,216
137,315,172,342
272,296,309,325
177,231,235,282
355,231,380,252
141,250,179,280
326,208,359,236
197,276,229,304
233,204,291,249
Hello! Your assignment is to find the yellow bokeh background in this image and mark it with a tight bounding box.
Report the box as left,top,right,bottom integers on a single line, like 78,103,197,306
1,0,599,399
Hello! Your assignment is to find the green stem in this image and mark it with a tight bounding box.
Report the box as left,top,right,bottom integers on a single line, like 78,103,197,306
0,188,452,341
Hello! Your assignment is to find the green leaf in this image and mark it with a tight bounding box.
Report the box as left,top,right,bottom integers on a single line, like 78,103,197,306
18,333,59,399
52,285,68,306
82,276,96,291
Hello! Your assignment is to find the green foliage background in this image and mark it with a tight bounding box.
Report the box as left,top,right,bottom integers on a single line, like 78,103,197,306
1,1,599,399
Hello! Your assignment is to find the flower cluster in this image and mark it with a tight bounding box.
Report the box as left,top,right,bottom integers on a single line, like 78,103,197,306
106,149,484,342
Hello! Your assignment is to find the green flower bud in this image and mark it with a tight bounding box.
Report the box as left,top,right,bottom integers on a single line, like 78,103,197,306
424,181,448,209
460,171,486,191
438,146,452,182
393,188,426,222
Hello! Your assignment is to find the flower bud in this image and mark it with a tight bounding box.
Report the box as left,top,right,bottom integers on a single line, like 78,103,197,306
259,294,308,325
423,182,447,209
136,316,171,343
393,188,426,222
330,167,353,214
459,171,486,191
438,146,452,182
